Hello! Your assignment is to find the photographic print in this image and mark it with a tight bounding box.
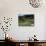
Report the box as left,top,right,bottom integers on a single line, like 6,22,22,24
18,14,34,26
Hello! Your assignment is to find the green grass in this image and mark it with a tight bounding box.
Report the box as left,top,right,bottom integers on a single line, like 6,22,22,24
18,18,34,26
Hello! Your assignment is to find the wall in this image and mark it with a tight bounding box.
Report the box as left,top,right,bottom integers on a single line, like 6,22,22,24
0,0,46,40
